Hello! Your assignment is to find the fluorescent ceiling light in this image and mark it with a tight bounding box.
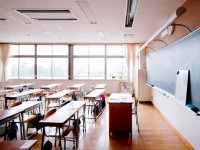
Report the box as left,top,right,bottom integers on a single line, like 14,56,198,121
139,7,187,52
76,1,97,24
125,0,139,27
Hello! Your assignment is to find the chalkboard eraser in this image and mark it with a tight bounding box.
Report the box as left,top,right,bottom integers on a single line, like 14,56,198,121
196,111,200,116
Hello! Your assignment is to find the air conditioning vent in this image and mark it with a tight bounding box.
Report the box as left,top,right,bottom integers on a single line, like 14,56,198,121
33,18,77,21
17,9,71,13
0,18,7,21
16,9,78,21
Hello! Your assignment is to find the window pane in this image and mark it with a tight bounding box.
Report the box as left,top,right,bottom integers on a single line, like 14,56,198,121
37,58,51,79
89,58,105,79
107,58,127,79
89,45,105,55
107,45,125,56
52,58,68,79
73,45,88,56
37,45,52,55
53,45,68,55
73,58,88,79
8,58,18,78
10,45,19,55
19,58,34,78
19,45,34,55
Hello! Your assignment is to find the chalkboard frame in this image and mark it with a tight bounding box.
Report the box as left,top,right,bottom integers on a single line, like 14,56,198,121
146,27,200,109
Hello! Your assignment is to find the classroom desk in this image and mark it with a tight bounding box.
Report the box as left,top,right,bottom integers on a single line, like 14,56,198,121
68,84,85,91
40,83,62,94
84,89,105,121
45,89,73,110
0,140,37,150
0,109,24,140
8,101,42,139
0,89,12,96
5,89,43,109
40,101,86,149
5,83,35,90
107,93,133,136
94,84,107,89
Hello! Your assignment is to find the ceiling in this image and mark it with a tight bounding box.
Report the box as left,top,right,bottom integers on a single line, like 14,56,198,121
0,0,186,43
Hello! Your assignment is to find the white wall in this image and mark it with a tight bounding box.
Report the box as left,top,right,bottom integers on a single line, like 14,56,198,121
4,79,123,94
152,87,200,149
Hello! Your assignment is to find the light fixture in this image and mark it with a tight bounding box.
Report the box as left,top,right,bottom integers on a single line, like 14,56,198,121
125,0,139,27
139,7,187,52
97,31,105,39
153,39,167,46
76,1,97,24
124,34,134,38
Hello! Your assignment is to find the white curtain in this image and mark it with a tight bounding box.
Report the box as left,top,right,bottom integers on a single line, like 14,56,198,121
125,43,138,85
0,44,10,83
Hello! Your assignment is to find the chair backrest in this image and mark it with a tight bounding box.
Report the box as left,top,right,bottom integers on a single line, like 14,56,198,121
44,108,57,119
8,101,22,109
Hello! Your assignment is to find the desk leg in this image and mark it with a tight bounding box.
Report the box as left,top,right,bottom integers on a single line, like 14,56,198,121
5,97,8,109
41,126,45,150
59,127,62,150
20,113,26,140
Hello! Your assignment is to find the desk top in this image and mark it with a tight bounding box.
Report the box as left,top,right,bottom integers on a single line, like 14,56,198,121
40,101,86,126
84,89,105,98
5,89,43,99
9,101,42,112
5,83,35,89
68,84,85,89
40,83,62,89
95,84,107,89
0,89,11,96
0,109,23,125
0,140,37,150
46,89,73,99
107,93,133,103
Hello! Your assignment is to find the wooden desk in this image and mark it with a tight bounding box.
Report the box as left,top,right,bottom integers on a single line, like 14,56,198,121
5,83,35,90
0,89,12,96
94,84,107,89
8,101,42,139
0,109,24,139
68,84,85,91
40,83,62,93
107,93,133,136
45,89,73,110
0,140,37,150
40,101,86,149
5,89,43,109
84,89,105,121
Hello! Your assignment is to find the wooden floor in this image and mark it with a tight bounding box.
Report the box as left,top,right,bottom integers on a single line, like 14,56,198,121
30,102,190,150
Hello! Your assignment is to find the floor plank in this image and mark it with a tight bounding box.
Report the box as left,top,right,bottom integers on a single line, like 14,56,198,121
30,102,191,150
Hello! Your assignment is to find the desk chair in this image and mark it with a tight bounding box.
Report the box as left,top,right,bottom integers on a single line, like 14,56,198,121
132,98,140,133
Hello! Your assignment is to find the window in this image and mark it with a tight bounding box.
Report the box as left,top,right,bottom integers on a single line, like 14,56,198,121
73,58,105,79
37,45,69,79
8,45,35,79
8,44,127,80
73,44,127,79
107,58,127,79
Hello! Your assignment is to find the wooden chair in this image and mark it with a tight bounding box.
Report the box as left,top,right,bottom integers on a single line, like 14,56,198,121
8,101,22,108
132,98,140,133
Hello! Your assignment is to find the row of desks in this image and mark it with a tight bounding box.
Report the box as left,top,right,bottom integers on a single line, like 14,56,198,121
0,100,86,149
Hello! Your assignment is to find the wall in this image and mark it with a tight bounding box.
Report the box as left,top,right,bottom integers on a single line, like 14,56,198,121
4,79,123,94
146,0,200,149
152,88,200,149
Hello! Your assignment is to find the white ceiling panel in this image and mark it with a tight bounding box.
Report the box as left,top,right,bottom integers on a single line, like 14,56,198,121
0,0,186,43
